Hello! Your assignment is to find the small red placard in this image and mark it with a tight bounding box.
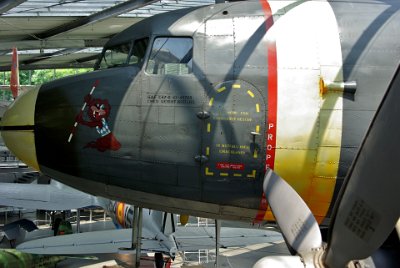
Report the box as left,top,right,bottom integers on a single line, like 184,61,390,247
216,162,245,170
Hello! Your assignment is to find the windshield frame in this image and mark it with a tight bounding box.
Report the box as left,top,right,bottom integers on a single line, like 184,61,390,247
144,36,194,76
95,37,149,70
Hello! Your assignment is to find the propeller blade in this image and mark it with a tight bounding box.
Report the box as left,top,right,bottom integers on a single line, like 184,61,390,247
263,169,323,255
325,64,400,267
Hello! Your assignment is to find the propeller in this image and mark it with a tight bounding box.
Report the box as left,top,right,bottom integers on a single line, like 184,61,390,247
262,168,323,255
253,168,325,268
325,62,400,267
254,63,400,268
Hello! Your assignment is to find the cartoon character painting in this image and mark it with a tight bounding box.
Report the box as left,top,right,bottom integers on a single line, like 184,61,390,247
72,93,121,152
68,81,121,152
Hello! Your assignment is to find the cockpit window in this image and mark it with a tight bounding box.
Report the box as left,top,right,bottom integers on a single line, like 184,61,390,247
99,43,130,69
129,38,148,65
146,37,193,75
97,37,149,69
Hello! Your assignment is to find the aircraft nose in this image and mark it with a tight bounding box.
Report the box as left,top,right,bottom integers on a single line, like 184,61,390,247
1,88,40,171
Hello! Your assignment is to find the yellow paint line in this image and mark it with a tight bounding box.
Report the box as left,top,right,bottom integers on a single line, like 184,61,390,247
217,86,226,93
247,90,255,98
246,170,256,178
220,173,229,177
207,123,211,133
256,125,260,133
233,173,242,177
253,149,258,158
256,103,260,113
206,167,214,176
233,84,241,89
206,147,210,156
208,97,214,107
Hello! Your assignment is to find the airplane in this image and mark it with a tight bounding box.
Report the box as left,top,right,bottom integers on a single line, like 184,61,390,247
0,180,178,257
1,47,269,263
0,0,399,266
0,180,286,267
0,249,71,268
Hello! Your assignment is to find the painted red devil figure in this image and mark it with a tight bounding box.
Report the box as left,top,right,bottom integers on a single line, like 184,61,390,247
75,94,121,152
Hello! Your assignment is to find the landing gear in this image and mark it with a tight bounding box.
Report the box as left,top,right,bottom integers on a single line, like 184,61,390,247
215,219,221,268
52,217,62,236
119,206,143,267
154,253,172,268
133,207,143,267
155,252,164,268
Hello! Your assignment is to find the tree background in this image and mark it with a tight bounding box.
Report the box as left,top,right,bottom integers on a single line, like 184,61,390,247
0,69,91,85
0,69,91,101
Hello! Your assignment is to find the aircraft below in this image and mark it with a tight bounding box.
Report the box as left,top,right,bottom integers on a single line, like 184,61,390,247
0,248,70,268
0,180,178,257
0,180,287,267
1,0,399,266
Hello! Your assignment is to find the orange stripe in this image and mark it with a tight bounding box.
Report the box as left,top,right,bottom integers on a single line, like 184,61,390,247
254,0,277,223
116,202,125,227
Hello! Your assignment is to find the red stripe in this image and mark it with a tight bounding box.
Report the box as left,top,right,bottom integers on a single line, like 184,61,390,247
10,47,19,99
266,43,277,170
254,0,278,223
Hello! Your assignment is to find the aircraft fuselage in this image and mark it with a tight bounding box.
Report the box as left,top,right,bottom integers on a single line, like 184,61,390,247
3,0,400,224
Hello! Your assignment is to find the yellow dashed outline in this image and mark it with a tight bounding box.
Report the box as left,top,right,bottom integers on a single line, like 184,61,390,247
247,90,255,98
205,167,214,176
208,97,214,107
217,86,226,93
247,170,256,179
204,81,262,180
253,149,258,159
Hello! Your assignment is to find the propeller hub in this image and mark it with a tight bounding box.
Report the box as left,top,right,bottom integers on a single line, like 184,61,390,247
1,88,39,171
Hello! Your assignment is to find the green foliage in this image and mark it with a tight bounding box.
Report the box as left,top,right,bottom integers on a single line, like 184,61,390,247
0,68,92,86
0,72,10,85
0,90,13,101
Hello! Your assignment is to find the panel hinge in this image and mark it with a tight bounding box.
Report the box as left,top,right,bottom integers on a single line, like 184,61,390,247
194,155,208,164
196,111,210,120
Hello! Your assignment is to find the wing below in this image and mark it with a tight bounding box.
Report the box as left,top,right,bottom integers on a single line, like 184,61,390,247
174,227,285,252
17,228,175,256
0,180,101,210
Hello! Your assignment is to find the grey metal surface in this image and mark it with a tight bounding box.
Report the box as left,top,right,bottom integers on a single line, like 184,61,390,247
330,0,400,214
0,180,101,210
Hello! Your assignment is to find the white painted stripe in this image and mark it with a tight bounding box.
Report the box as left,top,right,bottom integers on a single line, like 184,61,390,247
267,1,343,221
